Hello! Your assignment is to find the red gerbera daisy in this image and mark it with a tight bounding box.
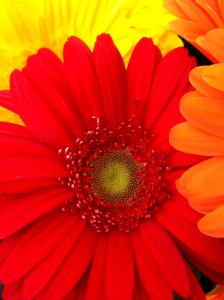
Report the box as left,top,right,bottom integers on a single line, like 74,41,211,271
0,34,223,300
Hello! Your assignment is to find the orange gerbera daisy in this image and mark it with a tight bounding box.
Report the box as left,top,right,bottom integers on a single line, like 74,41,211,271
0,34,224,299
170,63,224,238
164,0,224,62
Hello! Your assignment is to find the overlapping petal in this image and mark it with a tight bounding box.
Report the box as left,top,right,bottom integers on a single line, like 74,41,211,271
0,0,182,91
164,0,224,62
170,62,224,239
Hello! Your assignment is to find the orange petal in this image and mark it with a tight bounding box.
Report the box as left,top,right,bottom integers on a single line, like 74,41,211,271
196,0,224,28
190,66,224,98
175,0,216,30
198,205,224,238
169,19,206,40
170,122,224,155
164,0,188,19
203,63,224,91
197,29,224,63
180,91,224,138
207,285,224,300
176,156,224,205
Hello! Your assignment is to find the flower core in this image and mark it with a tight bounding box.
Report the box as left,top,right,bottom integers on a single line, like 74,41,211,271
91,150,139,204
59,116,170,232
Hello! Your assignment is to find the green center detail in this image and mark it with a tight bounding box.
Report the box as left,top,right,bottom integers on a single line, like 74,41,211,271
91,150,139,204
100,162,130,195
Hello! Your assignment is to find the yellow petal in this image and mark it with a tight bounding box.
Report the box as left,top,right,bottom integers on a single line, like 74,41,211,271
0,107,23,125
0,0,182,90
198,205,224,238
170,122,224,156
0,0,182,125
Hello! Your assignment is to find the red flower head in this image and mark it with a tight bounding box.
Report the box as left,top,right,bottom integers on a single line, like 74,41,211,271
0,34,223,300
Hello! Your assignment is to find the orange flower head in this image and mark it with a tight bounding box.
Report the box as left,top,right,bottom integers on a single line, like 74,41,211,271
164,0,224,62
170,62,224,238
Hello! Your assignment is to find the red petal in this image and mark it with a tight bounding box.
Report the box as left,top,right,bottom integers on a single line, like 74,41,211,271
0,122,35,139
155,203,224,279
0,90,17,113
0,186,75,236
127,38,162,120
0,178,58,193
64,288,78,300
28,48,73,101
106,231,134,300
85,235,108,300
35,226,97,299
132,274,150,300
23,218,86,298
179,243,224,285
63,36,103,124
183,263,206,300
164,168,186,192
0,156,68,180
160,193,200,224
148,50,195,153
0,227,27,267
11,70,72,148
131,230,173,300
0,122,59,159
74,271,89,300
168,151,207,169
2,279,24,300
23,49,83,139
140,219,189,297
0,136,59,160
143,47,195,128
0,211,77,282
93,34,126,127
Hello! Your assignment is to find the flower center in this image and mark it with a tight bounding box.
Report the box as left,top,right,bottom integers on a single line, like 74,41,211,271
59,116,170,232
91,151,138,204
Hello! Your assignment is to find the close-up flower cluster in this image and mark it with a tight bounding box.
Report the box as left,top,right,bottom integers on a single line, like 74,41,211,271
0,0,224,299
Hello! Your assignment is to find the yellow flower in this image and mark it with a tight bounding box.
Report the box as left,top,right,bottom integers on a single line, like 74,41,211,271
0,0,181,124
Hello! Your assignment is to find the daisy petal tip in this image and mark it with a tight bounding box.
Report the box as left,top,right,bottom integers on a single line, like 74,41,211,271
171,46,188,58
10,68,23,86
198,209,224,238
94,33,115,50
96,33,112,41
175,177,188,199
64,36,89,52
198,220,223,238
168,124,184,151
189,65,206,84
138,36,154,46
36,47,53,57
